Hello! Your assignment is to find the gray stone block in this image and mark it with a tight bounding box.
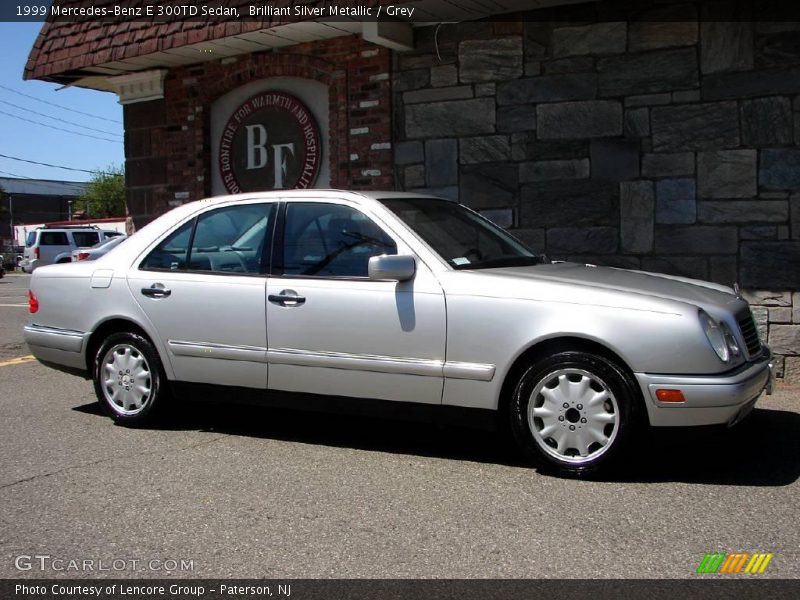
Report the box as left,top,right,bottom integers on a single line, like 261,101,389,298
497,105,537,133
519,180,617,227
697,150,757,198
756,31,800,68
651,102,739,152
792,195,800,240
628,5,698,51
770,307,793,323
620,181,655,253
760,149,800,190
624,108,650,138
751,306,769,341
768,325,800,355
394,141,424,165
430,65,458,88
475,83,496,97
740,97,793,146
700,21,753,74
642,256,709,280
740,226,778,240
552,22,627,57
590,140,640,181
425,139,458,186
394,69,430,92
459,163,518,210
496,74,597,105
703,67,800,100
743,290,792,306
537,101,622,139
543,57,595,74
460,136,510,165
641,152,695,177
697,200,788,224
547,227,618,255
403,86,473,105
654,225,738,254
598,48,698,97
405,98,495,138
404,165,425,188
672,90,701,103
656,179,697,224
519,159,590,182
459,37,523,83
625,93,672,107
520,139,589,161
741,242,800,288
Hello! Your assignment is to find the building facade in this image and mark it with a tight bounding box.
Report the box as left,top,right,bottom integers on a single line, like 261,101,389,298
25,0,800,376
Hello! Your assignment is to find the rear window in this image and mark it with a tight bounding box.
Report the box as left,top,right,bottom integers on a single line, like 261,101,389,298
73,232,100,247
25,232,36,247
39,232,69,246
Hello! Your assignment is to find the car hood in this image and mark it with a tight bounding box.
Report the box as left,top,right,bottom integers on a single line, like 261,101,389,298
485,262,740,309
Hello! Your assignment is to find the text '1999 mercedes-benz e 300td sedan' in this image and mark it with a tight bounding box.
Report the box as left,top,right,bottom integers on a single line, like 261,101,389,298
24,191,774,475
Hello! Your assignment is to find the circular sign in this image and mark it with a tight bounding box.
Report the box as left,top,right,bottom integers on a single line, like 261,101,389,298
218,91,321,193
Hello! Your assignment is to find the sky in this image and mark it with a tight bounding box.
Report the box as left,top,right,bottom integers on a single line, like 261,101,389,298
0,22,125,183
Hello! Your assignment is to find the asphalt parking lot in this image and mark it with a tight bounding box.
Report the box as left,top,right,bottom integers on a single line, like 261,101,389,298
0,272,798,579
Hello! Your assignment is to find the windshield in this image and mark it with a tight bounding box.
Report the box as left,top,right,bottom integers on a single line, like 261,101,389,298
380,198,541,270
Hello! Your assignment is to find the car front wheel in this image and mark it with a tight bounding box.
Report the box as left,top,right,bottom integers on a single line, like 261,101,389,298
93,332,168,425
509,351,639,476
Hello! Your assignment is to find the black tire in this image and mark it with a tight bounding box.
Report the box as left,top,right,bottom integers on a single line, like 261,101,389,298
57,258,71,263
509,350,640,476
93,331,170,426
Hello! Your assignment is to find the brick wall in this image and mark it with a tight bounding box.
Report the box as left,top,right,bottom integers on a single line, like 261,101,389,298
124,34,393,228
393,2,800,376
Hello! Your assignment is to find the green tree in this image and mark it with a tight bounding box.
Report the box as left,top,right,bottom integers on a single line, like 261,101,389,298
78,165,125,218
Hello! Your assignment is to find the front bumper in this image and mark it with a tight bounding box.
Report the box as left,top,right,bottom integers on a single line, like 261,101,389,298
635,349,773,427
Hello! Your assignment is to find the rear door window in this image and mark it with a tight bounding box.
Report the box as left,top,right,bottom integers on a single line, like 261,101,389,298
39,232,69,246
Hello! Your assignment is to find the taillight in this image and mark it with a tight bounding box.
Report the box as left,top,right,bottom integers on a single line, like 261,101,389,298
28,290,39,313
77,252,91,261
34,247,40,259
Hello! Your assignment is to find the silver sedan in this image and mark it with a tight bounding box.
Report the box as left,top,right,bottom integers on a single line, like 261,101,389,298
23,191,773,475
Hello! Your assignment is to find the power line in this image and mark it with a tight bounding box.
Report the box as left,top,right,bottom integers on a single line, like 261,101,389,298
0,109,123,144
0,100,122,138
0,153,119,176
0,84,122,124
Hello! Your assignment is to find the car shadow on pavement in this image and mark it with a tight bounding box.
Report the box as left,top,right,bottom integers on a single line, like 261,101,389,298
72,401,799,486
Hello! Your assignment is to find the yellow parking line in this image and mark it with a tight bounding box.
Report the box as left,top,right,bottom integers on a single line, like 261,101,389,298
0,355,36,368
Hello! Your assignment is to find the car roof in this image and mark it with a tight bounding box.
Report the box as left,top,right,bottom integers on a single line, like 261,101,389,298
195,189,450,207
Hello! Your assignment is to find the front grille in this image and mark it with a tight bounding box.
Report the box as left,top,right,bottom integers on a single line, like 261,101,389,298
737,309,762,357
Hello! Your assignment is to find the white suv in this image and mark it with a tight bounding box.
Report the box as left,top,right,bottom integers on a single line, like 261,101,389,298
21,226,122,273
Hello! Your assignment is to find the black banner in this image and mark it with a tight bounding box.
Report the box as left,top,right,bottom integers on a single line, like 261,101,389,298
3,580,800,600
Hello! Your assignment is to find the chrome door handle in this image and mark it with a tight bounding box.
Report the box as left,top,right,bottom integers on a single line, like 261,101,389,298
268,290,305,306
141,285,171,298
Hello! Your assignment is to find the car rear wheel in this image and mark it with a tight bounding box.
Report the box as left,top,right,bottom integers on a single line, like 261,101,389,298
93,332,169,426
509,351,639,476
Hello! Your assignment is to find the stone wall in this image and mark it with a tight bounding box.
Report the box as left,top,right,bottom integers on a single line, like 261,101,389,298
392,2,800,375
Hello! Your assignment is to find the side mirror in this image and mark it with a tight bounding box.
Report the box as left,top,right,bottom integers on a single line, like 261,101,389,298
368,254,416,282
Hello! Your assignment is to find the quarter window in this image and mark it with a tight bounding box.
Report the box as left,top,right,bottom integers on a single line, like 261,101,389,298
72,232,100,247
281,203,397,278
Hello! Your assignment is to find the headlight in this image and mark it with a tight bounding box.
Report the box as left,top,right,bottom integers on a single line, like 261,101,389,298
699,310,729,362
720,322,741,358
